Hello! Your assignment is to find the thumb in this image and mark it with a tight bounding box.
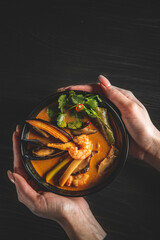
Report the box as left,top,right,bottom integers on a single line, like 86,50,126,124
13,173,39,210
98,75,132,111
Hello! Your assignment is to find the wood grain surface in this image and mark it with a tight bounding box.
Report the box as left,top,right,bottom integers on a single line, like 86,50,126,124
1,1,160,239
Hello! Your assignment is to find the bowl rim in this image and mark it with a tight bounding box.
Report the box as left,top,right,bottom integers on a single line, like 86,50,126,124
20,90,129,197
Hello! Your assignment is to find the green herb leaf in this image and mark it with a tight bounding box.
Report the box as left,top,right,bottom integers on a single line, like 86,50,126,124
69,110,84,119
96,95,103,102
71,94,85,105
85,94,103,103
67,119,82,129
47,106,58,119
58,94,67,113
96,107,115,144
54,91,104,128
57,113,67,128
84,107,98,118
69,90,76,96
85,99,98,109
47,108,54,119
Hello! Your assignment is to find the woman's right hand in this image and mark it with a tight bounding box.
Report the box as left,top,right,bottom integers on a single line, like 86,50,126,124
58,75,160,171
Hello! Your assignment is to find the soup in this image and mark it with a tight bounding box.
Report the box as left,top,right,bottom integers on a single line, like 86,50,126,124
22,91,121,192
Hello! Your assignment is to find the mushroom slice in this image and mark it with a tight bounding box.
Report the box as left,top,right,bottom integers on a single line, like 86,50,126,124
98,145,118,175
72,152,93,175
71,128,97,136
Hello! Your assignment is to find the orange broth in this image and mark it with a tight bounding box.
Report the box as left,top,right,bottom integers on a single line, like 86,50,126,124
29,106,111,191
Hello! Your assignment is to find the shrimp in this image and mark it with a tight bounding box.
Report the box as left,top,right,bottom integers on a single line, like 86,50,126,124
65,174,89,187
72,173,89,187
65,176,73,186
47,141,76,150
68,134,93,160
49,134,93,161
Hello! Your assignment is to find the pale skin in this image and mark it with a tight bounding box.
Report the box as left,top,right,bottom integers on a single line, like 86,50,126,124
7,75,160,240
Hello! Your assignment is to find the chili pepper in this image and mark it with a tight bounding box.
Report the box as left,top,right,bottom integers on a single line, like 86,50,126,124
76,104,85,112
81,121,91,128
83,121,91,127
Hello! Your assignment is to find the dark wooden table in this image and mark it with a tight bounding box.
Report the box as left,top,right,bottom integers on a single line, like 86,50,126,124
1,1,160,239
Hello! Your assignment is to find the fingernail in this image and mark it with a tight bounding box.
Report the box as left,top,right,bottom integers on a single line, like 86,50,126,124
57,86,73,92
57,87,68,92
7,170,15,184
57,88,65,92
98,75,111,88
16,124,21,132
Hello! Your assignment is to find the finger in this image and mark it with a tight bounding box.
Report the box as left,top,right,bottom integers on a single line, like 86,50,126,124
7,170,15,184
13,131,21,169
13,172,39,213
13,124,22,167
98,75,144,109
99,75,132,110
13,131,27,177
16,124,21,135
113,87,144,108
98,75,111,87
58,85,73,92
57,84,97,92
57,83,104,95
13,127,42,190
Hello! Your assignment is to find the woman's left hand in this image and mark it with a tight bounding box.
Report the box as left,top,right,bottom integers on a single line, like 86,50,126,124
7,126,106,240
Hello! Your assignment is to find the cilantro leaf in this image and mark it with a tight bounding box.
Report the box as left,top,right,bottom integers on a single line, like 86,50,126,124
71,94,85,105
85,99,98,109
69,110,84,119
47,106,58,119
57,113,67,128
58,94,67,113
47,108,54,119
67,119,82,129
69,90,76,96
85,94,102,103
55,91,103,127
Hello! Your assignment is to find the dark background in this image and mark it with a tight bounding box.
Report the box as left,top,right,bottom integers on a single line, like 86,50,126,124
1,1,160,239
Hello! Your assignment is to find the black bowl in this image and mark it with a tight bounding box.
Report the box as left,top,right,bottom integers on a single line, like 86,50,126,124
20,91,129,197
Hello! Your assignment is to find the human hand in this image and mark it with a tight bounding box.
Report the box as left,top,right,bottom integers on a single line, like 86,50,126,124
7,126,106,240
58,75,160,171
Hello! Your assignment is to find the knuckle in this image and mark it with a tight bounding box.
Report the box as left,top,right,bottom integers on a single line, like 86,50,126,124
127,90,133,96
127,101,137,113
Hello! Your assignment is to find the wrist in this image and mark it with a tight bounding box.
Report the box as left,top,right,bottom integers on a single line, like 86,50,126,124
143,129,160,171
58,205,107,240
